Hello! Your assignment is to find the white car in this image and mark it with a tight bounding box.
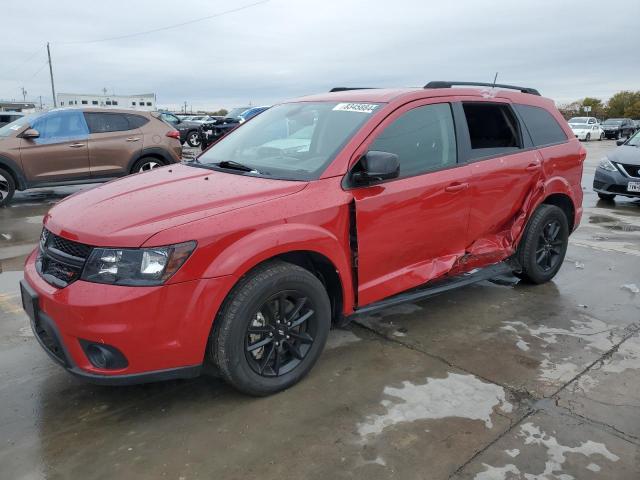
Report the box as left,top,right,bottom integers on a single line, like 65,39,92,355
568,117,604,142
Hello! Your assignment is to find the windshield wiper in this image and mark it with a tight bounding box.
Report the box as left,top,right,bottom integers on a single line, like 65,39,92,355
215,160,260,173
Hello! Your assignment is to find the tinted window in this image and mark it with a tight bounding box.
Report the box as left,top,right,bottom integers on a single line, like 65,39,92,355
125,114,149,129
31,110,89,143
515,104,568,147
161,113,179,124
462,103,521,155
370,103,457,178
84,113,131,133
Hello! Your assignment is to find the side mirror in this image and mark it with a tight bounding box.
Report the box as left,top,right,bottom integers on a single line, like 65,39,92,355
21,128,40,139
616,138,626,146
351,150,400,186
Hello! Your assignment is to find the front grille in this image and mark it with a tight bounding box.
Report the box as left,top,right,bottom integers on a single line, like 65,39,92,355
619,163,640,178
37,229,93,288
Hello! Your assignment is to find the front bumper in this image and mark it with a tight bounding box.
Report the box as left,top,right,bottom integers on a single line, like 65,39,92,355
593,167,640,198
22,249,233,384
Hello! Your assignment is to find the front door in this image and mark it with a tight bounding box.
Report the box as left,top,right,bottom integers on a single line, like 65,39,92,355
19,110,90,183
351,101,471,306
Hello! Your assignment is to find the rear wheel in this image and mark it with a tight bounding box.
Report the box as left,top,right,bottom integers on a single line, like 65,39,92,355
598,193,616,201
516,204,569,284
0,167,16,207
210,260,331,396
186,131,201,147
131,157,165,173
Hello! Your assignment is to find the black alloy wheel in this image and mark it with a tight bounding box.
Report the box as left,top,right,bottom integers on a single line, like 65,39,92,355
535,220,563,272
245,291,317,377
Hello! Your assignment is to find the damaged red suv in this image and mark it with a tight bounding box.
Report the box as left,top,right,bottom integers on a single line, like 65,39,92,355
21,82,585,395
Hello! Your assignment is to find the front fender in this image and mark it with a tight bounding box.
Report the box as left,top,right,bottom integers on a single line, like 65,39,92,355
203,223,355,313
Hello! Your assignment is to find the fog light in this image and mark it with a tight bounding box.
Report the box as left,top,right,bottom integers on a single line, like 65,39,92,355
80,340,128,370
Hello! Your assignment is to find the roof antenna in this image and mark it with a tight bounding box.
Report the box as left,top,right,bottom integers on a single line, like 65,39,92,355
492,72,499,88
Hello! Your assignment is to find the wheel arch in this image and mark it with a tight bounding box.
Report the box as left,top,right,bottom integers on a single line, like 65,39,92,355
0,156,27,190
542,192,576,232
127,148,174,173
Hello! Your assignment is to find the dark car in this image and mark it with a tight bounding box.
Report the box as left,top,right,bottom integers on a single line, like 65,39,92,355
200,106,269,150
159,112,203,147
601,118,636,140
0,111,24,127
593,130,640,200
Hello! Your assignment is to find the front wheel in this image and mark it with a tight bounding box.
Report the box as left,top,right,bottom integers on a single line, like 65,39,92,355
516,204,569,284
599,132,604,141
585,133,591,142
210,260,331,396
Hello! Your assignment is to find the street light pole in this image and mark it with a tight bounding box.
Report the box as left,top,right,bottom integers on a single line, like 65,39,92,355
47,42,57,108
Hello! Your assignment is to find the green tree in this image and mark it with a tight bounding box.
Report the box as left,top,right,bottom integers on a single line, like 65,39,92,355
581,97,606,118
607,91,640,117
211,108,228,116
623,100,640,119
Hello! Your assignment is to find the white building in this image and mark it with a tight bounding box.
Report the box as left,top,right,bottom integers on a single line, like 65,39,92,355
57,93,157,111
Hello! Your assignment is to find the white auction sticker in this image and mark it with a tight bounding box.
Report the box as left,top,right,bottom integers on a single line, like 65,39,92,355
332,103,379,114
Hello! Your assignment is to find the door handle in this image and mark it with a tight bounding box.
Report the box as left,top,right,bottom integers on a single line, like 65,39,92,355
126,137,141,142
444,182,469,193
68,143,85,148
525,162,541,172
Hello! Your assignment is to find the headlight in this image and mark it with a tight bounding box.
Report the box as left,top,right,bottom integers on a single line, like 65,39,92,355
598,157,618,172
81,241,196,286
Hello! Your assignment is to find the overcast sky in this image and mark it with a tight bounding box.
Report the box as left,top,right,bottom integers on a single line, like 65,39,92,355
2,0,639,111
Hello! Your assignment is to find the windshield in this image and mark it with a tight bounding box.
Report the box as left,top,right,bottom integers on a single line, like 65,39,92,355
196,101,382,180
626,130,640,147
568,117,589,124
603,119,623,125
0,112,42,137
570,123,590,129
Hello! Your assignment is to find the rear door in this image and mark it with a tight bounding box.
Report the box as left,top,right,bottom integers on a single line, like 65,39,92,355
351,100,472,306
19,110,90,183
455,100,542,262
84,112,143,177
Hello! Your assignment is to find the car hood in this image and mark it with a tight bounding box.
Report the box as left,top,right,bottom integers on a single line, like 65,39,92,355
44,164,307,247
610,145,640,165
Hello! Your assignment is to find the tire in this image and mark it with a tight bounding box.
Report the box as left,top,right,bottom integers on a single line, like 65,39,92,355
131,157,165,174
0,167,16,207
210,260,331,396
598,193,616,201
516,204,569,284
585,133,591,142
186,130,201,148
599,132,604,141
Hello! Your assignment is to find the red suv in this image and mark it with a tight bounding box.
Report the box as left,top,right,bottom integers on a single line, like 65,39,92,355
21,82,585,395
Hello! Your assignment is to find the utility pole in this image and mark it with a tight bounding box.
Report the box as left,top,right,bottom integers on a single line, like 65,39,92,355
47,42,57,107
21,87,27,102
39,95,43,110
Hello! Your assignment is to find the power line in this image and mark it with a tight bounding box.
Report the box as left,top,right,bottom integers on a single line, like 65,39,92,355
56,0,269,45
4,48,45,78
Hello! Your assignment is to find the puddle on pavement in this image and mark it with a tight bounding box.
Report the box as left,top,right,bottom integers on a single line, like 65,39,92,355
588,214,640,232
357,372,512,438
474,421,620,480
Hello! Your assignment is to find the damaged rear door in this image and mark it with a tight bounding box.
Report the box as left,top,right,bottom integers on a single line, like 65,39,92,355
351,101,472,306
454,100,544,266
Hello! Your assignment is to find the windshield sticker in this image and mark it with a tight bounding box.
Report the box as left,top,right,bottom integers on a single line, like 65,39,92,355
333,103,379,114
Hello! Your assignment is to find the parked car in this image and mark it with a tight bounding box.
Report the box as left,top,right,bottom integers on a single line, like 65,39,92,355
189,115,223,124
633,120,640,130
200,106,269,150
0,108,182,206
0,111,24,127
159,112,203,147
593,130,640,201
21,81,585,395
568,120,604,141
601,118,636,139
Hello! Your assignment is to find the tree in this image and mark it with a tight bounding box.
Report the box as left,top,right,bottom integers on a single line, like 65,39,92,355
581,97,606,118
211,108,228,116
624,100,640,119
607,91,640,117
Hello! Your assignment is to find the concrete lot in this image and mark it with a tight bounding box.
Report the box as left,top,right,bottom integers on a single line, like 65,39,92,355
1,140,639,479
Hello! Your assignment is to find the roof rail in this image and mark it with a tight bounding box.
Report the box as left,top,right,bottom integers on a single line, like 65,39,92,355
424,81,540,96
329,87,375,93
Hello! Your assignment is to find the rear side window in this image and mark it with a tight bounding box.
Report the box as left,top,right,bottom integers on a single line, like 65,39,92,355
84,113,140,133
515,104,567,147
125,114,149,129
462,103,522,158
370,103,457,178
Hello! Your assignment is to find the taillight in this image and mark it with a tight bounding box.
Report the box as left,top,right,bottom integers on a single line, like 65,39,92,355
166,130,180,139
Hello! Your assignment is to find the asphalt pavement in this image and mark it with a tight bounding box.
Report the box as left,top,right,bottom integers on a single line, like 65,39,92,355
0,140,639,479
